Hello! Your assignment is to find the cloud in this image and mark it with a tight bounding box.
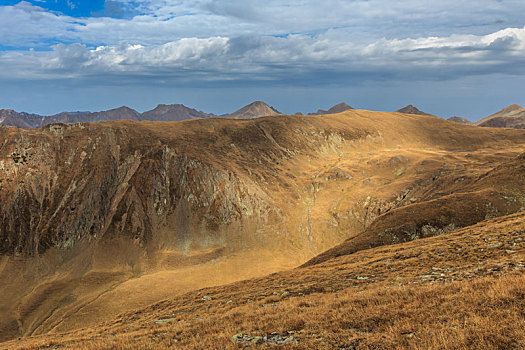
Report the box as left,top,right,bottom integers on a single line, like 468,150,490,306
1,1,525,91
1,26,525,87
3,0,525,48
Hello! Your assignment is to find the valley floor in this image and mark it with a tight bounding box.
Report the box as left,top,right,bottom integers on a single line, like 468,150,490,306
5,211,525,349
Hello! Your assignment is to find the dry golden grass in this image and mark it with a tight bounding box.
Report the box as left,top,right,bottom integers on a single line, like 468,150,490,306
5,210,525,349
2,109,525,344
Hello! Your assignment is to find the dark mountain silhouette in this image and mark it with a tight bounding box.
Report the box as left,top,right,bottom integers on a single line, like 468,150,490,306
396,105,433,116
224,101,281,119
140,104,213,122
308,102,353,115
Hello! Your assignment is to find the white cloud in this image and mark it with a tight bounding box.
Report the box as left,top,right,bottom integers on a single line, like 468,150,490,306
3,0,525,48
0,1,525,88
1,26,524,85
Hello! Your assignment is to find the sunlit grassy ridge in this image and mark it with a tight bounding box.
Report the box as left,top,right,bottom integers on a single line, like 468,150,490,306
6,210,525,349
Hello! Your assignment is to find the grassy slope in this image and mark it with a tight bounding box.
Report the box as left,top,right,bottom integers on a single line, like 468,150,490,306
2,110,525,345
303,152,525,267
4,210,525,349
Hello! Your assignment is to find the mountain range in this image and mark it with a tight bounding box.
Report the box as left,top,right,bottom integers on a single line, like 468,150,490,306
0,101,283,129
1,106,525,347
3,101,525,130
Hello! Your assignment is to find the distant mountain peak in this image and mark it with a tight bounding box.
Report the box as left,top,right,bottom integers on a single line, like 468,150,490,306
503,104,524,112
0,109,33,128
326,102,353,114
476,104,525,128
226,101,281,119
307,102,354,116
140,103,213,122
113,106,136,112
396,105,432,116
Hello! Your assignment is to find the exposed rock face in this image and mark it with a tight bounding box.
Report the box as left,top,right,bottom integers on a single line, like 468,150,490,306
476,104,525,129
140,104,213,122
448,117,473,125
396,105,433,116
308,102,353,115
224,101,281,119
0,123,271,256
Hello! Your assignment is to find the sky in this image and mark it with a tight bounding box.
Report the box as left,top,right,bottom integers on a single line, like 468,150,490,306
1,1,525,120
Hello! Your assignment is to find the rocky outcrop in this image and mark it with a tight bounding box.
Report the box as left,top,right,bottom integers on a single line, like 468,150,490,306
0,116,373,258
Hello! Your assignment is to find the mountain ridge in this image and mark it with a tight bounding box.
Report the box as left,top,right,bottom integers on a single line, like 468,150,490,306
2,109,525,342
0,101,283,128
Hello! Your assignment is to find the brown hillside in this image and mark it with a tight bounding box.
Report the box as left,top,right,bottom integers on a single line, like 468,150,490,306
1,109,525,342
303,152,525,266
4,210,525,349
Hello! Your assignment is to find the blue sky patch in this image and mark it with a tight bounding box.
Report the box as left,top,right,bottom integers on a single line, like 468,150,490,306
0,0,524,117
3,0,138,18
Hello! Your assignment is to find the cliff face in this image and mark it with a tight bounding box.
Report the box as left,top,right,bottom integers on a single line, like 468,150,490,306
0,116,367,259
0,123,273,257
